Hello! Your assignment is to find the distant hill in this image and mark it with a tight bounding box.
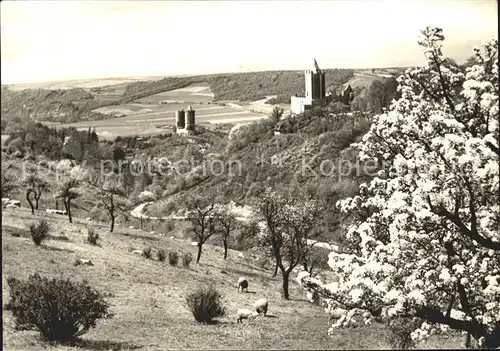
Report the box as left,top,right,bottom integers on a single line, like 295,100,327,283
119,69,355,102
1,66,407,133
2,76,165,92
0,69,353,132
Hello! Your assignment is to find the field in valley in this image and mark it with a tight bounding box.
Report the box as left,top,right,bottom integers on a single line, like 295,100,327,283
1,207,463,350
55,83,268,139
3,68,391,139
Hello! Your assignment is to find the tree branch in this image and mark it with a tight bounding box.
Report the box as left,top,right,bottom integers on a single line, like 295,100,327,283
415,305,486,342
427,196,500,251
485,141,500,157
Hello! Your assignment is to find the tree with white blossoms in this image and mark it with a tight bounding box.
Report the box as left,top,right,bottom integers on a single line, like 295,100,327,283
254,189,322,299
298,27,499,348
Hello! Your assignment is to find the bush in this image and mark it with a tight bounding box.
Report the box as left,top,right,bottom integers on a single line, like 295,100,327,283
5,273,112,342
142,247,152,259
168,251,179,266
29,220,49,246
385,317,422,350
185,286,226,324
86,227,99,245
157,248,166,262
182,252,193,268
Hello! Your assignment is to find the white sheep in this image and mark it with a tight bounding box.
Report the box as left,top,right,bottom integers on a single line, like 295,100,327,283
237,277,249,292
236,308,259,324
327,307,347,325
254,298,268,316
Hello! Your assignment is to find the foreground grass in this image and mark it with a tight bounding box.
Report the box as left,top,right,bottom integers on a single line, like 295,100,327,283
2,208,462,350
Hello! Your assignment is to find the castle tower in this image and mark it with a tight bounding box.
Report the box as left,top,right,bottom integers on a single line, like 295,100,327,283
304,58,326,105
175,110,186,129
185,105,196,131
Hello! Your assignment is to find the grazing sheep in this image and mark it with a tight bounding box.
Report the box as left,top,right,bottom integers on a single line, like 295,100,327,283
2,198,10,207
327,307,347,325
236,308,259,324
254,298,268,316
45,209,67,215
237,277,249,292
9,200,21,207
74,258,94,266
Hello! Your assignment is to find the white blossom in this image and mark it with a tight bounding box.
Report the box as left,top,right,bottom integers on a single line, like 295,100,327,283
298,28,500,348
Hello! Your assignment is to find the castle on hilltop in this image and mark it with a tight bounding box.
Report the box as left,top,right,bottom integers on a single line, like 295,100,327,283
290,59,353,115
290,59,329,115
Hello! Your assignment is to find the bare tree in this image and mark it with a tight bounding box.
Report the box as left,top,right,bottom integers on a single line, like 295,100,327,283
55,178,80,223
94,177,127,232
214,204,237,260
23,174,49,214
185,193,218,263
254,190,322,299
302,245,331,277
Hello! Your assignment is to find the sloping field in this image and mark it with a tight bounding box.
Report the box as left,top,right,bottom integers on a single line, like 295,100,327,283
57,103,267,139
346,73,381,90
94,104,233,116
135,83,214,104
78,125,171,139
91,82,133,102
237,96,290,115
2,208,462,350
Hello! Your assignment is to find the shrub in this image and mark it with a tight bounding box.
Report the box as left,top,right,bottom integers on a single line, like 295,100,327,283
5,273,112,342
29,220,49,246
168,251,179,266
182,252,193,268
157,248,166,262
185,286,226,324
385,317,422,350
142,247,152,259
86,227,99,246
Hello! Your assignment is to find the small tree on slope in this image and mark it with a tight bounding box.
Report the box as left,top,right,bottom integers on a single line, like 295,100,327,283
93,175,128,233
55,178,80,224
23,172,49,214
254,190,322,299
185,193,218,264
298,27,500,348
214,204,237,260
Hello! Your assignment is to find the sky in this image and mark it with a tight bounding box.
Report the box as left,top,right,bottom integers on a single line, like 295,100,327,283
1,0,498,84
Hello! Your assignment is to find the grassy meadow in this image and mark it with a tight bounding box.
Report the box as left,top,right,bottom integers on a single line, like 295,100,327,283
2,207,463,350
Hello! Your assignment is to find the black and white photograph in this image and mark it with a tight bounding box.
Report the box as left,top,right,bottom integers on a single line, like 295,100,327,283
1,0,498,349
